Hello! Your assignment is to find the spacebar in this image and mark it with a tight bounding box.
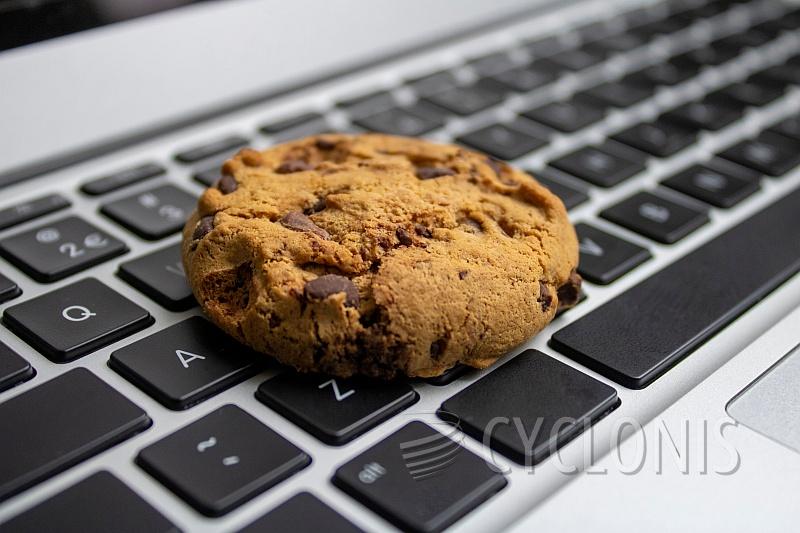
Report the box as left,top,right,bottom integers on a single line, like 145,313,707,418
551,187,800,389
0,368,151,502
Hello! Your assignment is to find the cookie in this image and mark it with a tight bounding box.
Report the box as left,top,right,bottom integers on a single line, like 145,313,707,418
182,133,580,378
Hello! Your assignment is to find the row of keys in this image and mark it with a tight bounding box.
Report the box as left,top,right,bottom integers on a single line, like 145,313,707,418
2,349,617,530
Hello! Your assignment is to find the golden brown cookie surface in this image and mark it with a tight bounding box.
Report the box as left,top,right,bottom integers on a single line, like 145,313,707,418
182,134,580,378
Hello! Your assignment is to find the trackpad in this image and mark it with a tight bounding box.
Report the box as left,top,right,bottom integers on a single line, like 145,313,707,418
727,344,800,454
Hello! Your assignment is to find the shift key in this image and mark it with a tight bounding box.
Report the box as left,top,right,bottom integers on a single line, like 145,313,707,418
0,368,151,502
551,186,800,389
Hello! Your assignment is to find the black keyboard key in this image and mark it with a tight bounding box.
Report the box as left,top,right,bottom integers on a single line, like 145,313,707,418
174,135,248,164
600,190,709,244
662,160,760,208
491,62,557,92
456,122,546,160
771,114,800,141
0,271,21,303
549,143,645,187
534,172,589,210
4,278,152,363
354,103,444,136
0,216,127,282
238,492,363,533
0,194,70,231
758,64,800,86
110,317,260,410
260,112,326,135
523,35,565,58
591,32,647,54
422,364,471,386
194,165,223,187
101,185,196,240
137,404,310,517
440,350,618,465
407,71,458,97
80,163,165,196
541,46,605,71
552,186,800,388
661,96,741,131
423,78,506,116
612,120,697,157
627,57,699,87
521,99,605,132
579,80,652,108
677,43,739,67
718,131,800,176
332,421,506,533
337,90,396,116
0,341,33,393
714,27,772,52
0,471,177,533
468,51,517,77
118,244,196,311
711,76,785,107
257,373,417,445
575,223,651,284
0,368,151,502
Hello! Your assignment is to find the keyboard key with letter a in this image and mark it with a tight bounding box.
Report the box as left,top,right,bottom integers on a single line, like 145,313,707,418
109,316,261,410
0,368,151,502
136,404,310,517
256,373,418,445
333,421,507,533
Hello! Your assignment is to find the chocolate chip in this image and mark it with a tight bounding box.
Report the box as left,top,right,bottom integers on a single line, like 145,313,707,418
416,166,456,180
430,338,447,358
458,270,469,280
304,274,359,307
217,174,237,194
414,224,433,238
396,227,413,246
538,281,552,311
280,211,330,239
557,271,582,311
192,215,215,241
304,197,327,215
315,138,337,150
276,159,314,174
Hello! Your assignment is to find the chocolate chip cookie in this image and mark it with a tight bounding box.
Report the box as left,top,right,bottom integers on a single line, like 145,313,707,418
182,133,580,378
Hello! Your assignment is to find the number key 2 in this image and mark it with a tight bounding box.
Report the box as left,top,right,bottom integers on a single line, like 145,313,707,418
0,216,127,282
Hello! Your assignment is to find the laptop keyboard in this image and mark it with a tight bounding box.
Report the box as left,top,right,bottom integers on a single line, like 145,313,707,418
2,0,800,531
